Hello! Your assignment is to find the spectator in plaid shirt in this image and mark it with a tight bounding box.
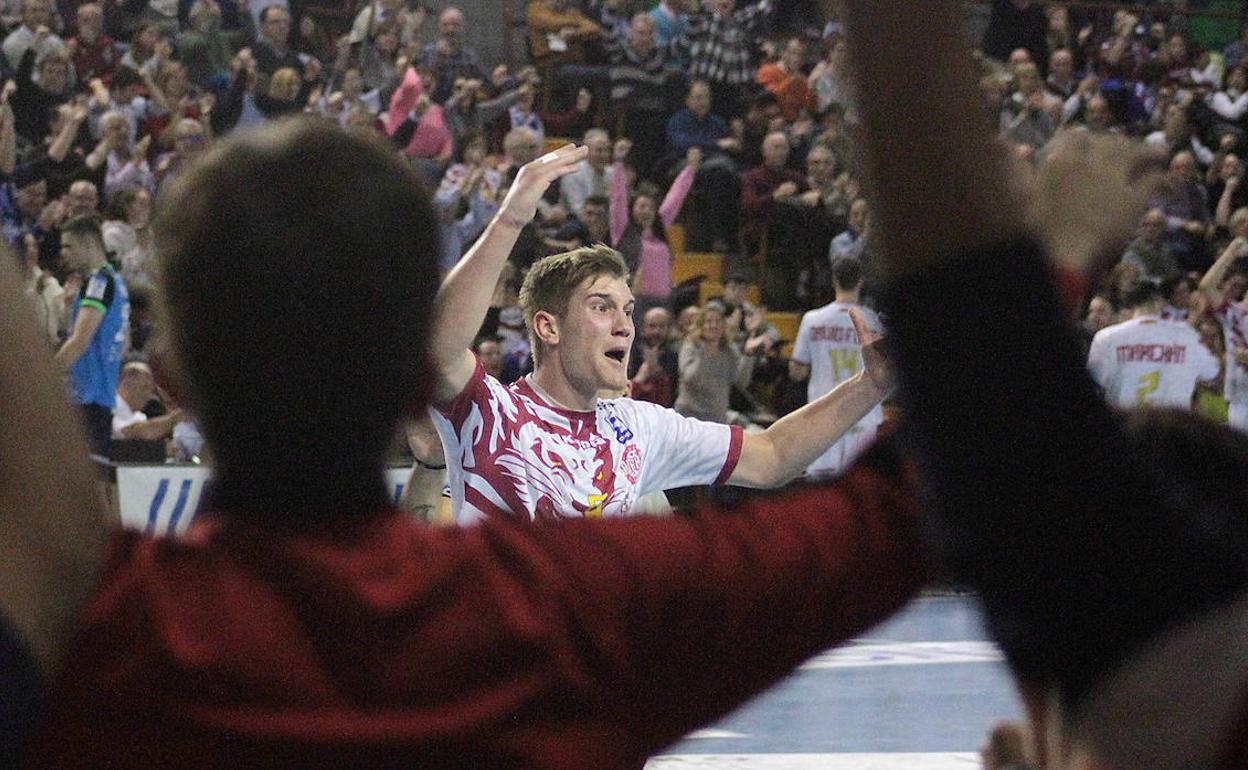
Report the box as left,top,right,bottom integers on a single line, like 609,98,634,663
679,0,773,119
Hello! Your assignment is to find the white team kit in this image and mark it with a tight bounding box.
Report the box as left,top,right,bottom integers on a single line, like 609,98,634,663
431,359,743,524
1218,302,1248,430
1087,315,1219,409
791,302,884,478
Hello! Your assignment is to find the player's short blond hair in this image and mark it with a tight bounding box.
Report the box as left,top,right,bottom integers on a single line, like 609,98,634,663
519,244,629,366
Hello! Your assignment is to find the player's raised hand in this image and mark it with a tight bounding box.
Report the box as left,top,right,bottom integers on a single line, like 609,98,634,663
497,143,587,225
849,307,894,398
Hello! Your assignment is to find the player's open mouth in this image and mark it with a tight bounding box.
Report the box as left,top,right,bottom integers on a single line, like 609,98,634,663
604,349,627,364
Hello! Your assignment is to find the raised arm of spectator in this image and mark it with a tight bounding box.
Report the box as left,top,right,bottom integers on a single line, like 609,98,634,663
0,255,108,674
1216,176,1241,228
48,101,88,164
1211,90,1248,121
430,144,587,402
660,147,699,227
0,96,15,176
608,138,631,245
842,0,1248,721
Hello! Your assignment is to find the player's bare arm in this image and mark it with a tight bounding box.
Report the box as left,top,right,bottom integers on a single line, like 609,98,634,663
0,256,108,670
429,144,587,403
730,309,890,487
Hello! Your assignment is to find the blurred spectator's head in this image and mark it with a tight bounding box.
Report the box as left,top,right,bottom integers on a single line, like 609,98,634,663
1228,65,1247,93
722,273,749,305
107,186,151,228
13,165,46,219
1168,150,1197,186
154,120,441,507
111,66,145,101
640,307,671,346
1164,33,1188,65
118,362,157,411
1084,96,1111,131
156,61,190,102
1007,47,1032,72
584,128,610,171
581,194,609,239
781,37,804,72
457,131,488,166
173,117,208,158
415,64,436,95
685,78,712,118
848,197,869,234
691,303,729,349
472,334,503,378
1139,208,1165,246
188,0,221,31
832,256,863,294
37,52,68,93
100,110,131,150
1085,294,1117,333
260,5,291,45
438,7,466,47
60,215,106,274
344,100,378,134
20,0,50,31
133,20,162,53
76,3,103,39
1014,62,1040,96
744,90,780,128
761,131,789,170
805,144,835,184
628,12,656,54
372,19,400,56
676,304,698,337
503,126,539,166
341,67,363,98
66,180,99,219
1049,48,1073,83
268,67,301,101
1163,272,1195,311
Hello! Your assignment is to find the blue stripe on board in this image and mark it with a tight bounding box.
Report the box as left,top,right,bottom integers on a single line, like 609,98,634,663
166,479,194,534
146,479,170,535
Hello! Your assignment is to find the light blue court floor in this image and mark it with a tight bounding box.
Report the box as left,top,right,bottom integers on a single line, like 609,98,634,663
645,595,1021,770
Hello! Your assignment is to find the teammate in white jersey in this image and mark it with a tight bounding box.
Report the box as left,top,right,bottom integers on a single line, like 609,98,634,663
426,144,891,523
1199,231,1248,430
789,257,885,478
1087,280,1219,409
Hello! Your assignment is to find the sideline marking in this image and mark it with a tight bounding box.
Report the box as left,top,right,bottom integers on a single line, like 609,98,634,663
801,641,1002,670
646,752,979,769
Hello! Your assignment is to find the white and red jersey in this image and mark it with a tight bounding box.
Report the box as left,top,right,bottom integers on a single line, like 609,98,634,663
432,359,743,524
790,301,885,478
1087,314,1219,409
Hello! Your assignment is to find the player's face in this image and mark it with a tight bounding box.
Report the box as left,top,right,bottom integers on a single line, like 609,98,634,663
557,274,635,396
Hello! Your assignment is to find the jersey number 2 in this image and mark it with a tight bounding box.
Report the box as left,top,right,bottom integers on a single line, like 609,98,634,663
1135,370,1160,405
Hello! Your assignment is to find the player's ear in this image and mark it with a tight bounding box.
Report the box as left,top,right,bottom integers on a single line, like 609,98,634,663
533,310,559,347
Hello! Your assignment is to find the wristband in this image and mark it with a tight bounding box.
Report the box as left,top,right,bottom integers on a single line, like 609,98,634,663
494,210,529,230
414,457,446,471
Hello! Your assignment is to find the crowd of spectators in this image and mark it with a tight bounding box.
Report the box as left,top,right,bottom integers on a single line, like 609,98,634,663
18,0,1248,458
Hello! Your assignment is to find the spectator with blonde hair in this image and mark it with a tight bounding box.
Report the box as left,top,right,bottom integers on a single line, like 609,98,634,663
674,301,756,424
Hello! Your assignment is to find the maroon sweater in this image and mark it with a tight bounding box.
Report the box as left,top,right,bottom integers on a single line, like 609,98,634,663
24,445,924,769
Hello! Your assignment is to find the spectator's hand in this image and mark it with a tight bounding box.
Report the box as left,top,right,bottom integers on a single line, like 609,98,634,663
517,65,539,85
88,77,109,103
199,92,215,114
1031,130,1167,277
575,87,592,112
303,56,322,82
1076,73,1099,99
67,99,88,123
307,84,323,108
1077,23,1093,45
39,198,65,229
491,64,508,90
849,307,894,398
413,93,431,115
1222,134,1238,152
326,91,344,112
685,146,701,170
717,136,740,152
1182,219,1207,236
558,26,577,41
498,143,587,224
791,116,814,136
1229,175,1242,191
134,133,152,159
773,181,798,200
797,189,821,207
613,137,632,163
1,80,15,104
760,39,777,59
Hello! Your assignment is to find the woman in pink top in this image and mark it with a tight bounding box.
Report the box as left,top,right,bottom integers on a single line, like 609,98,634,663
610,138,699,305
387,66,454,169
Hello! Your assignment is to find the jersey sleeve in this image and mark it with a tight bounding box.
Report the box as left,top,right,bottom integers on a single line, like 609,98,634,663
1086,329,1110,388
791,313,812,365
630,401,743,492
79,270,115,314
1196,336,1222,382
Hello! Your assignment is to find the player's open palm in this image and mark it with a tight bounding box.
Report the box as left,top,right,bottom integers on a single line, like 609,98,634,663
849,307,894,397
499,144,588,223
